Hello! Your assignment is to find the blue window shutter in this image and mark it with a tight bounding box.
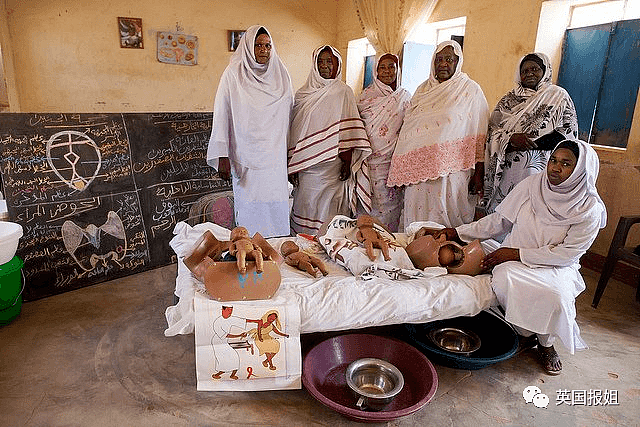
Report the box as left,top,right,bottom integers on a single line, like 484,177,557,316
591,19,640,148
557,23,612,142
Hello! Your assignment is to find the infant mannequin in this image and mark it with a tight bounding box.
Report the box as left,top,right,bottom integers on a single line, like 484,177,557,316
438,243,464,267
405,233,484,276
355,215,391,261
229,226,264,274
280,240,328,278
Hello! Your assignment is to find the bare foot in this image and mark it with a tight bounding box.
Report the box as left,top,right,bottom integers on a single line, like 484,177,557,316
538,345,562,375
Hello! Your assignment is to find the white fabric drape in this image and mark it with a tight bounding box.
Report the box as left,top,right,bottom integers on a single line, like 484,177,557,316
352,0,440,56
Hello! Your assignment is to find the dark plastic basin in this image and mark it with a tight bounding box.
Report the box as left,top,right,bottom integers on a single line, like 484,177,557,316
302,333,438,422
403,310,519,370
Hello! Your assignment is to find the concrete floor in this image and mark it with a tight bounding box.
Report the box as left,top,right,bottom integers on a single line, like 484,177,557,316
0,265,638,427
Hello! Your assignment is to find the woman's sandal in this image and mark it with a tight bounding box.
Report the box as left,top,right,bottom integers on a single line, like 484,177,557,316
538,345,562,375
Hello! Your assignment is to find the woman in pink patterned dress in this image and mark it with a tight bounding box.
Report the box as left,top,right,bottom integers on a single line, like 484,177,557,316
387,40,489,228
357,53,411,232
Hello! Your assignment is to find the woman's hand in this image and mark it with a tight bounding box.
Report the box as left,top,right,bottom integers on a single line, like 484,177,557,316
338,149,352,181
339,160,350,181
509,133,538,151
468,163,484,197
218,157,231,180
480,247,520,272
432,227,462,244
288,173,299,187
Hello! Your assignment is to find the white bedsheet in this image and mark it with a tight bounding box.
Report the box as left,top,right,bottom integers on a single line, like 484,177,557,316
164,221,498,336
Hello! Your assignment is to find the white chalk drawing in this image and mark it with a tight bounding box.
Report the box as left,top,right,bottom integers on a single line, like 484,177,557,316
61,211,127,272
46,130,102,191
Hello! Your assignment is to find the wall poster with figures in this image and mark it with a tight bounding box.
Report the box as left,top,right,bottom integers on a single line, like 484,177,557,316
194,294,301,391
0,113,231,300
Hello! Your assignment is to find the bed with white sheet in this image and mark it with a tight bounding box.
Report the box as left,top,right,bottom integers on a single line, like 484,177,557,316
164,220,498,337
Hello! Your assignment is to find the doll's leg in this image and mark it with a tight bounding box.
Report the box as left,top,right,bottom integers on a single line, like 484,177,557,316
364,241,376,261
237,251,247,274
311,257,328,275
380,241,391,261
298,259,318,277
252,249,264,273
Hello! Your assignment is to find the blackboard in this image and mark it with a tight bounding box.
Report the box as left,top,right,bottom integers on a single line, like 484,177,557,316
0,113,231,300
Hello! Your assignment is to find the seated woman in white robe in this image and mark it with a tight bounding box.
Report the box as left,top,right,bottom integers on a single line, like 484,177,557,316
437,139,606,375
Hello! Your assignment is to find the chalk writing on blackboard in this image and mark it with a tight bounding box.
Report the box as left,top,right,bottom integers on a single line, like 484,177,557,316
0,113,230,300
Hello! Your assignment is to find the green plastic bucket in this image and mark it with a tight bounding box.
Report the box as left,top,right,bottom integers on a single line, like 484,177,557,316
0,256,24,326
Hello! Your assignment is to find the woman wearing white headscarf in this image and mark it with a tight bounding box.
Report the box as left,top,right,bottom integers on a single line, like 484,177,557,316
387,40,489,229
439,139,606,375
480,52,578,216
288,45,372,235
357,53,411,232
207,25,293,238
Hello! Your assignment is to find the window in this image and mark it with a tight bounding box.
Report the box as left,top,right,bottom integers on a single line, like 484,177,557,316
346,17,465,97
557,18,640,148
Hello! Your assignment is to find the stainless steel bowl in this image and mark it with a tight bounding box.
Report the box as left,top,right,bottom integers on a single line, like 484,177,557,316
345,358,404,411
428,327,481,356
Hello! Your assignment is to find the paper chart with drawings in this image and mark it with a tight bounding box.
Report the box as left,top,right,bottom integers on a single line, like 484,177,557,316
194,293,301,391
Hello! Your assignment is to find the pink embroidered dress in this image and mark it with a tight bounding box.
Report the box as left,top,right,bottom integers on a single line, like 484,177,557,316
388,40,489,228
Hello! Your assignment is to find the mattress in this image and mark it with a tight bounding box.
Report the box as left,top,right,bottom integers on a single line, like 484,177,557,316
164,221,498,336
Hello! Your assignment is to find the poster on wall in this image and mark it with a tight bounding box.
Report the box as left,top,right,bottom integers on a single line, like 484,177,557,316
157,31,198,65
228,30,245,51
118,17,143,49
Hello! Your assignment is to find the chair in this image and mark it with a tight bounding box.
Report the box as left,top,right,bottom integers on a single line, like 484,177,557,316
592,215,640,308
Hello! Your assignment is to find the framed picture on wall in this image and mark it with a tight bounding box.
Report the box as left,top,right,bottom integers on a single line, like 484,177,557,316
228,30,245,52
118,17,144,49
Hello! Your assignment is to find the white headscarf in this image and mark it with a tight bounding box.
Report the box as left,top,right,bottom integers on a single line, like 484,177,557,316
497,139,607,228
357,53,411,164
387,40,489,186
207,25,293,171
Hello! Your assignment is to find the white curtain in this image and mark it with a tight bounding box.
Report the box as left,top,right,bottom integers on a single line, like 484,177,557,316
353,0,439,57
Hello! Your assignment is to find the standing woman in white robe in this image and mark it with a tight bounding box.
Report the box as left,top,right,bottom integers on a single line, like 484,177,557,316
288,45,371,235
207,26,293,238
357,53,411,232
439,139,606,375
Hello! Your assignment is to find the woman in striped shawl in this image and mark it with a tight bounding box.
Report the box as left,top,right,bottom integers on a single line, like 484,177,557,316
288,45,372,236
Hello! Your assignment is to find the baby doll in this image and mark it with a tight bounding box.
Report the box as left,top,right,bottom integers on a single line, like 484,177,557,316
228,226,263,274
280,240,328,278
355,215,391,262
437,243,464,267
405,233,484,276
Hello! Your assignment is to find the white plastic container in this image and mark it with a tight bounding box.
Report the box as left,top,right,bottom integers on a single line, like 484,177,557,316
0,221,23,265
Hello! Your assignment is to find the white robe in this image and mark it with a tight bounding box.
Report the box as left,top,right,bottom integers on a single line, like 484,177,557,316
211,315,246,372
207,26,293,237
456,199,601,353
388,40,488,230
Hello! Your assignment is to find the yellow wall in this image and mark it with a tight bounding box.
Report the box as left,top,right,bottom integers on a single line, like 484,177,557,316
1,0,339,112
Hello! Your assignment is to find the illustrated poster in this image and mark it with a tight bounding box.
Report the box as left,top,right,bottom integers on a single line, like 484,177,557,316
194,293,301,391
